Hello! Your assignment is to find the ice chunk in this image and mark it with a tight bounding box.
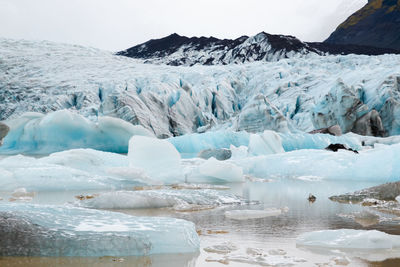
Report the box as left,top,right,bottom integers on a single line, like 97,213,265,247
297,229,400,250
168,130,249,158
128,136,183,183
77,189,243,210
0,151,144,191
0,203,199,256
204,242,238,254
279,132,362,152
237,143,400,182
188,157,244,183
248,130,284,156
225,208,282,220
230,145,249,159
0,111,154,154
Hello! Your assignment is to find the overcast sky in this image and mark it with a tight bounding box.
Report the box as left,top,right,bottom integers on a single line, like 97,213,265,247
0,0,367,51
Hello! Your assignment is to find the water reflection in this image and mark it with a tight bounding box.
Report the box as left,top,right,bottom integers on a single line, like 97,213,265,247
1,178,400,266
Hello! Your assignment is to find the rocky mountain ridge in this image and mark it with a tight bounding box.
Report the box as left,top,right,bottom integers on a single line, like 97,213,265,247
117,32,399,66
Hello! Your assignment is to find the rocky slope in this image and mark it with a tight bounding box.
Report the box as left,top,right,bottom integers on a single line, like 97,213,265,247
326,0,400,50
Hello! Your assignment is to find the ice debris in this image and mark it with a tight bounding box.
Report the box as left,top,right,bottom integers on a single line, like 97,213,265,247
225,208,282,220
76,189,243,210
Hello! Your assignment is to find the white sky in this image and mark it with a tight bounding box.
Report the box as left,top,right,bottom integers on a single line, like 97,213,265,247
0,0,367,52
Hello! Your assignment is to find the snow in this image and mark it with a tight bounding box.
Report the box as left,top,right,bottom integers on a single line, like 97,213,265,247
0,203,199,256
77,189,243,210
0,110,153,154
128,136,183,183
297,229,400,250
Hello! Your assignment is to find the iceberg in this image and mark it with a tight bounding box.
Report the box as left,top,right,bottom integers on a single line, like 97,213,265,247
187,157,244,183
225,208,282,220
168,130,250,158
0,111,154,154
236,143,400,182
0,203,199,256
297,229,400,250
128,136,183,183
248,130,284,156
76,189,243,210
279,132,362,151
0,149,146,191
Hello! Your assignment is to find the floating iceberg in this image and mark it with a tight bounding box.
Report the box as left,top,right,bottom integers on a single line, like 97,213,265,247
279,132,362,151
297,229,400,250
0,203,199,256
0,149,145,191
0,111,154,154
128,136,183,183
168,130,250,158
187,157,244,183
77,189,243,210
236,143,400,182
225,208,282,220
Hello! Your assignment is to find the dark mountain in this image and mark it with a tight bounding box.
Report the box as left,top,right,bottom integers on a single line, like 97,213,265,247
117,32,321,66
325,0,400,50
117,31,400,66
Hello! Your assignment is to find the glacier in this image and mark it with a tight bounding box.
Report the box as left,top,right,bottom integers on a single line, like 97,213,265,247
0,203,199,256
2,38,400,138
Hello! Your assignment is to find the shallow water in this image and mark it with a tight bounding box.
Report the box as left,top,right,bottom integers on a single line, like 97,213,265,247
1,178,400,266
